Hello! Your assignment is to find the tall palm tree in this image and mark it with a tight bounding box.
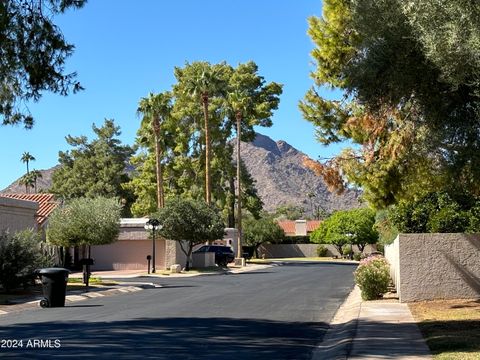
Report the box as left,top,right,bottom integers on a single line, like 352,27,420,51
20,151,35,175
182,63,225,205
138,92,173,209
226,90,251,260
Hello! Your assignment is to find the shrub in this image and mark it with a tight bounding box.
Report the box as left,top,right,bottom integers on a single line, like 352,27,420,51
0,230,54,292
354,255,391,300
316,245,328,257
353,252,362,261
342,244,353,257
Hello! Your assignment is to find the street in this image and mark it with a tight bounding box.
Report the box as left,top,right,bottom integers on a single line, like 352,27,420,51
0,262,355,359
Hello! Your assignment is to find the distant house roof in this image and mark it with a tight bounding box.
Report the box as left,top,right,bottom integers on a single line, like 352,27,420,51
1,193,58,227
277,220,322,236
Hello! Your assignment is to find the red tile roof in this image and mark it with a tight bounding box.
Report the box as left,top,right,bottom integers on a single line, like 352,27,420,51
307,220,322,232
1,193,58,227
277,220,296,235
277,220,322,236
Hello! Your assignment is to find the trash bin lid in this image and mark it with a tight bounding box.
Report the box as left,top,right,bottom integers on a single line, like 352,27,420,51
38,268,70,275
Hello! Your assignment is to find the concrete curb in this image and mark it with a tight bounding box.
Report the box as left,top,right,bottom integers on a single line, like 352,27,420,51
311,285,362,360
0,285,149,316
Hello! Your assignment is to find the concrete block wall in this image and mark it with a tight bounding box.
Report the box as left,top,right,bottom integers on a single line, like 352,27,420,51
258,243,377,258
0,197,38,233
385,233,480,302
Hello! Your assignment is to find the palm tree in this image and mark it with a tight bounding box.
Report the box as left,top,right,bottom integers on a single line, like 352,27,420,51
182,63,225,205
30,169,43,193
20,151,35,174
226,90,252,260
138,92,173,209
19,173,35,194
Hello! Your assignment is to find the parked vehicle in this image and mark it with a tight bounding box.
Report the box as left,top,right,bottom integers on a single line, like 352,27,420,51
193,245,235,267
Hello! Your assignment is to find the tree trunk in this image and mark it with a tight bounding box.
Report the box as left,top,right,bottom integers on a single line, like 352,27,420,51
202,93,211,205
236,111,243,259
228,175,235,228
153,117,164,209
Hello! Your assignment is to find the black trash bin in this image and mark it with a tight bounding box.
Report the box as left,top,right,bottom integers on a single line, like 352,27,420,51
37,268,70,308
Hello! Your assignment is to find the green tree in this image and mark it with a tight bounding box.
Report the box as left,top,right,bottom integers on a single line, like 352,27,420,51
310,208,378,255
46,197,122,249
20,151,35,174
176,62,228,205
128,61,281,219
1,0,86,128
18,172,35,193
30,169,42,193
243,215,285,257
154,198,225,271
137,92,173,209
301,0,480,208
388,191,479,234
274,204,306,220
51,119,134,213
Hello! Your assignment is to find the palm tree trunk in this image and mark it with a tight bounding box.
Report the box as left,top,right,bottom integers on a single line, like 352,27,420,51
236,111,243,259
202,93,211,205
153,117,164,209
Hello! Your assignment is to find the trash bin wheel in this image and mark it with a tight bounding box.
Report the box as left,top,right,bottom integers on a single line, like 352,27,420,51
40,298,49,308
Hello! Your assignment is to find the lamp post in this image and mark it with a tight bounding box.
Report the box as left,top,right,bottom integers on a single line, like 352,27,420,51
145,218,162,273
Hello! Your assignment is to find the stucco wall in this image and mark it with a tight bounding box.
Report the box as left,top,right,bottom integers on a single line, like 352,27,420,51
91,239,166,271
385,233,480,302
258,243,377,258
0,197,38,233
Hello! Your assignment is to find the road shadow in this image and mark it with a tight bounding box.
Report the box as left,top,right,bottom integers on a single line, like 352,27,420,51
318,317,479,358
0,317,328,360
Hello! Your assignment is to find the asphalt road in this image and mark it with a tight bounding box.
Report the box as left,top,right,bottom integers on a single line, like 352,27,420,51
0,262,355,360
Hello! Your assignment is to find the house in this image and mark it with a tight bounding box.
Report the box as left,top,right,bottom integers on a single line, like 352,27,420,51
0,193,58,233
277,219,322,237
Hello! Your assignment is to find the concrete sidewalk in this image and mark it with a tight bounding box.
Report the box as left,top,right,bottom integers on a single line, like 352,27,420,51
312,286,432,360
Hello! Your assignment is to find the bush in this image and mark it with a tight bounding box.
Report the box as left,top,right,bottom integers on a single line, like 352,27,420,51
353,252,362,261
0,230,54,292
354,255,391,300
342,244,352,257
316,245,328,257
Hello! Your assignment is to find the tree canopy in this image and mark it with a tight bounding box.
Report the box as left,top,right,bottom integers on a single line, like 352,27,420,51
47,197,122,248
154,197,225,270
301,0,480,208
126,61,281,221
51,119,134,213
310,208,378,254
1,0,86,128
243,215,285,250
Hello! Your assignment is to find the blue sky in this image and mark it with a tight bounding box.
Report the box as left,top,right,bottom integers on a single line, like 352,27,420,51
0,0,344,189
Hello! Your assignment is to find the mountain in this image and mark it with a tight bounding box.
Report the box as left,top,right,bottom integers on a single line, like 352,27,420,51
0,166,59,194
1,134,361,213
235,133,361,214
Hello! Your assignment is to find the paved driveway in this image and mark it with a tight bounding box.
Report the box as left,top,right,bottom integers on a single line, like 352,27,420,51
0,262,355,360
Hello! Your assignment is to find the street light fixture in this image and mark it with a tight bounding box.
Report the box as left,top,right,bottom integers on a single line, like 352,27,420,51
144,218,162,273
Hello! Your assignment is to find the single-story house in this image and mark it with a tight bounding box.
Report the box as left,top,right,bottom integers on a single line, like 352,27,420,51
277,219,322,237
0,193,58,234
